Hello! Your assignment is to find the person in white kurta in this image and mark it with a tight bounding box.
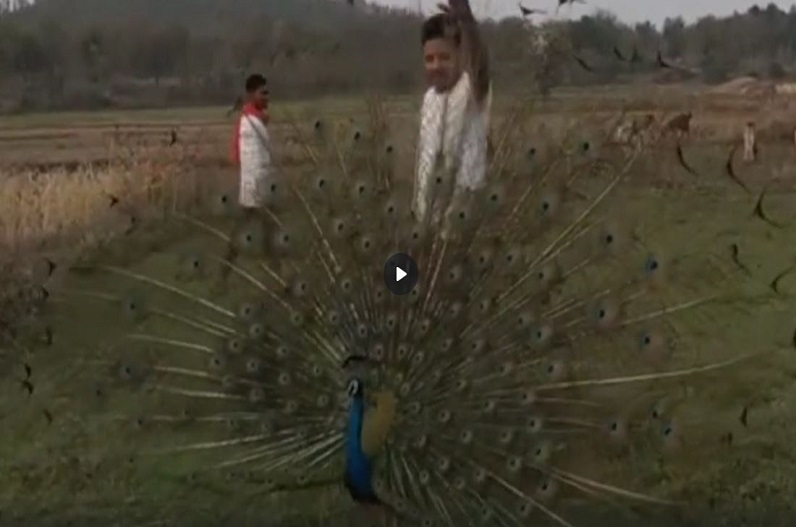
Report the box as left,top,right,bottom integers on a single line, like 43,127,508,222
221,73,273,283
414,70,492,221
232,73,273,210
413,3,492,223
238,113,274,208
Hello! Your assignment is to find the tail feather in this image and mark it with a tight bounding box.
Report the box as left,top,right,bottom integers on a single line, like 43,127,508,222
5,99,790,525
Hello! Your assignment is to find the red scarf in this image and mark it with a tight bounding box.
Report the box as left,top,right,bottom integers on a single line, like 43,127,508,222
231,101,270,165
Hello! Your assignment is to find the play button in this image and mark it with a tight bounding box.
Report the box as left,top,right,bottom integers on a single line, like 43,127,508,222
384,253,418,295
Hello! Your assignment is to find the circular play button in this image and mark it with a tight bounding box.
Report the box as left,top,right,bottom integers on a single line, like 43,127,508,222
384,253,419,296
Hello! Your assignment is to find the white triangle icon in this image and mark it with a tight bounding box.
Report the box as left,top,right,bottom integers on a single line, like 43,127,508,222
395,266,407,282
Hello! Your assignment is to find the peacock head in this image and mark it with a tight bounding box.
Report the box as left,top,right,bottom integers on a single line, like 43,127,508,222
342,353,374,401
345,377,364,399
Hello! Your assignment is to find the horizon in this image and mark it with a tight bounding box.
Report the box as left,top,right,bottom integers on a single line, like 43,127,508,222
7,0,796,28
371,0,796,27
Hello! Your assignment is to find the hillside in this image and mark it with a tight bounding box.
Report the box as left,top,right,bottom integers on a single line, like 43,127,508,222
6,0,390,34
2,1,796,112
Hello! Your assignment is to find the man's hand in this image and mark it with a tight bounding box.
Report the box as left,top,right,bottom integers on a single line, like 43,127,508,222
436,0,475,22
437,0,490,105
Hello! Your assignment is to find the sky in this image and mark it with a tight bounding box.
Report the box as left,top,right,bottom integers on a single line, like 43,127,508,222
371,0,796,27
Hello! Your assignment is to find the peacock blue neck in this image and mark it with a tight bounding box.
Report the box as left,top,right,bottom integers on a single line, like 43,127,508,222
345,393,364,457
342,387,381,504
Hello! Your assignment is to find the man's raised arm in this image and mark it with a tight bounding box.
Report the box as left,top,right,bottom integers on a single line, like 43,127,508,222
440,0,490,105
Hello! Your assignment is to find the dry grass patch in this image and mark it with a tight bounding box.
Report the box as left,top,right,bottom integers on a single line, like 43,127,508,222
0,142,234,335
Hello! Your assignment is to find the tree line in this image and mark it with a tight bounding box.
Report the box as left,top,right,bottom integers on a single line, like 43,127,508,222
1,0,795,112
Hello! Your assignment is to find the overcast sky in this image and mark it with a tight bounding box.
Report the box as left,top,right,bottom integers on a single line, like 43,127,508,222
371,0,796,26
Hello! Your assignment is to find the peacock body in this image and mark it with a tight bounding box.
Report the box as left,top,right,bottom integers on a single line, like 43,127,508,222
7,99,790,526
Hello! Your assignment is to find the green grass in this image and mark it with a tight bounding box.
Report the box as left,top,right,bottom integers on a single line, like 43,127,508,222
3,190,795,525
0,95,417,130
1,110,796,526
0,84,719,132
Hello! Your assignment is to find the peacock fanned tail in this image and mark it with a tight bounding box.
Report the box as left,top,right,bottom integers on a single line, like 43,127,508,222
14,98,785,526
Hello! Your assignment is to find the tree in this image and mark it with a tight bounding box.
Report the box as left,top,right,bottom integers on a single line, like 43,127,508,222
79,27,105,84
662,17,686,57
33,20,68,103
0,0,32,15
701,52,735,83
768,60,786,79
12,31,49,81
4,0,796,112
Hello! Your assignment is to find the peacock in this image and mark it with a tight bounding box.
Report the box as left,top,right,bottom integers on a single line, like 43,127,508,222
5,99,792,526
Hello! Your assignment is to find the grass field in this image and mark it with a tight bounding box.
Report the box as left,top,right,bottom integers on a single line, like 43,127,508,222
2,84,794,170
1,85,796,526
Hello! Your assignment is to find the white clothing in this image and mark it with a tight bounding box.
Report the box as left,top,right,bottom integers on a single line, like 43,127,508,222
238,114,273,208
413,71,491,221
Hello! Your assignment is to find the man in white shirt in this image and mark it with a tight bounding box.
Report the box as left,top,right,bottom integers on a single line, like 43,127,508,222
222,73,274,281
413,0,492,222
231,73,273,210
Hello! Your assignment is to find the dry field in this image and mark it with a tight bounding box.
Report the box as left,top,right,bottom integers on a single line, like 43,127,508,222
4,84,796,274
1,84,796,525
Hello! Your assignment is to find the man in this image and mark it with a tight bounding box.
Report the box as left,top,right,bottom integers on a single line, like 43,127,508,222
222,74,273,283
413,0,492,222
231,73,272,209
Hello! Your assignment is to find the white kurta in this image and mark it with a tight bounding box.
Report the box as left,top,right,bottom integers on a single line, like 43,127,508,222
413,71,491,221
238,114,273,208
